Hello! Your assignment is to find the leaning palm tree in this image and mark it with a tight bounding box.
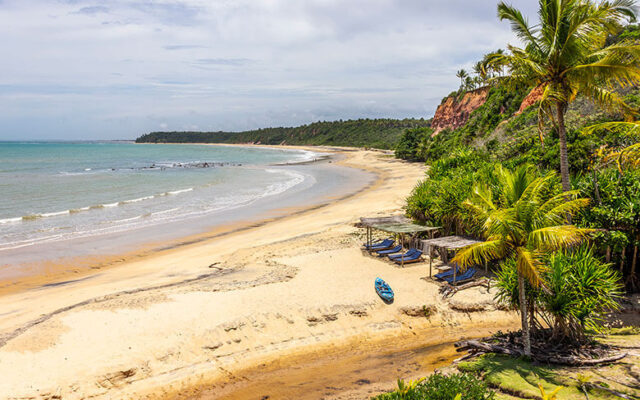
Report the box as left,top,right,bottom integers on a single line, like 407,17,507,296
488,0,640,193
452,166,594,356
473,61,489,85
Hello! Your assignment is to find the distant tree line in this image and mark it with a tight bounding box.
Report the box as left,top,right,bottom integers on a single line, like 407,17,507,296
135,118,431,149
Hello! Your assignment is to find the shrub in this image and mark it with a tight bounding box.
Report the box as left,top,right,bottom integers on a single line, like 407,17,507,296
405,149,494,236
494,247,623,342
373,372,495,400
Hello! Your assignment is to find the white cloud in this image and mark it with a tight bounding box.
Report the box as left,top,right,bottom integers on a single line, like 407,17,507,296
0,0,537,139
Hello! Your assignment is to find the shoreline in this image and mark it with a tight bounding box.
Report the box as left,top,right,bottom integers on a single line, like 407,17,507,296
0,145,372,294
0,147,519,399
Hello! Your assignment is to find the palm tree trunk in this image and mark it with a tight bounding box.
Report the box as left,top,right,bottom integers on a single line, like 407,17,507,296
556,103,571,193
518,274,531,356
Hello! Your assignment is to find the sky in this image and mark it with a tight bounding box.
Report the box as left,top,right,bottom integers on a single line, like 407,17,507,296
0,0,538,140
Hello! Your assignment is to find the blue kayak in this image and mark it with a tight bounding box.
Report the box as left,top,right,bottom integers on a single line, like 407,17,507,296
375,277,394,302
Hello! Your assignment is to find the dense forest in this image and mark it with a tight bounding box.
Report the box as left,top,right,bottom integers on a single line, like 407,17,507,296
136,118,430,149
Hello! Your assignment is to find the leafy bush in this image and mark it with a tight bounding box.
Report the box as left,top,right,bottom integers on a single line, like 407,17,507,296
405,149,495,236
574,167,640,290
494,247,623,341
395,127,433,160
373,372,494,400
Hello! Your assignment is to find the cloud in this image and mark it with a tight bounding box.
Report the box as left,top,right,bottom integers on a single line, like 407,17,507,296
193,58,252,66
0,0,538,140
163,44,208,50
73,6,109,15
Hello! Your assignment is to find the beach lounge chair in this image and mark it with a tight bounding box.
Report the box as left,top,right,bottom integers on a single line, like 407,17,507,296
363,238,394,250
388,248,419,260
376,245,402,256
393,250,423,265
444,268,476,285
434,265,461,280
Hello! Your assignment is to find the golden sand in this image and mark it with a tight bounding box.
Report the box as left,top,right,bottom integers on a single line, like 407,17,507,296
0,147,518,399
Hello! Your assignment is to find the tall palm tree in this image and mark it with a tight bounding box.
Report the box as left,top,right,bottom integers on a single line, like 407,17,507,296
488,0,640,193
456,69,468,89
452,166,594,356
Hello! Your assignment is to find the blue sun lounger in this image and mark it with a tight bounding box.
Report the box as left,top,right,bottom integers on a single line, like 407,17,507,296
388,248,419,260
434,265,461,280
376,245,402,256
364,238,394,250
393,249,423,265
444,268,477,285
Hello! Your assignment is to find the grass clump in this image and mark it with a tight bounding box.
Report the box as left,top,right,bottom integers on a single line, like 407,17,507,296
458,353,639,400
373,372,494,400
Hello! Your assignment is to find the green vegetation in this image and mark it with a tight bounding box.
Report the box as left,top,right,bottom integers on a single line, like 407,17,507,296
136,118,430,149
402,6,640,299
373,373,495,400
487,0,639,192
458,350,640,400
395,85,528,161
375,333,640,400
494,247,623,342
401,1,640,366
451,166,594,355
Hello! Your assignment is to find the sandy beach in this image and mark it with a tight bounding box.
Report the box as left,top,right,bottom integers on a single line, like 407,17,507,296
0,147,519,399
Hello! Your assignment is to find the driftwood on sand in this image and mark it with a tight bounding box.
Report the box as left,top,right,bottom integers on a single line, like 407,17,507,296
454,339,628,366
440,278,489,298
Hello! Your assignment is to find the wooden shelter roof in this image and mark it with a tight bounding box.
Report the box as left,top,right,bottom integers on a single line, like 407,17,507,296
421,235,483,250
372,223,440,234
359,215,410,227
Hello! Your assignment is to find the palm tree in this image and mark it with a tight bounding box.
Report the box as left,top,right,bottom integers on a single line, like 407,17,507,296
464,75,475,90
452,166,593,356
488,0,640,193
456,69,468,89
473,61,488,85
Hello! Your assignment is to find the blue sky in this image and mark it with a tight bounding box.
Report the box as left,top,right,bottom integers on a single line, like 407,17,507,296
0,0,537,140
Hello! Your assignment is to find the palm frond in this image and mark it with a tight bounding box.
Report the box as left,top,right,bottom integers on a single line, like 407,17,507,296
580,121,640,171
452,239,508,269
485,208,525,243
580,121,640,136
498,2,542,50
606,142,640,171
528,225,595,251
515,246,544,287
535,198,591,227
533,190,586,226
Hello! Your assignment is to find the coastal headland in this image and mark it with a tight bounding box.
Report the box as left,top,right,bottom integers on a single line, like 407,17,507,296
0,146,518,399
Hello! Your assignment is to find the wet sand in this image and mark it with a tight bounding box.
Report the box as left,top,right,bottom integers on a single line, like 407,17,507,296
0,147,519,399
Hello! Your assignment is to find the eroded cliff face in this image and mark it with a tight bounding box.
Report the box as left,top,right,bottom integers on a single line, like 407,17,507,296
515,85,544,115
431,87,490,134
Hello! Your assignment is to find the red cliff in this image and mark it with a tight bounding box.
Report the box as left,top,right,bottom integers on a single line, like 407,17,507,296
515,85,544,115
431,87,490,134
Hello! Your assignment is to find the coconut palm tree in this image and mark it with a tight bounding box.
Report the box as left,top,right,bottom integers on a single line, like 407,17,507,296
473,61,489,85
488,0,640,193
464,75,475,90
456,69,468,89
452,165,594,356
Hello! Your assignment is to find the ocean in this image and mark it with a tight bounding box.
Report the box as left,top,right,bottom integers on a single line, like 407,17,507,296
0,142,318,253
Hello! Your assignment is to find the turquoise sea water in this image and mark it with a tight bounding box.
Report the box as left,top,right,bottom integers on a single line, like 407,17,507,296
0,142,316,252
